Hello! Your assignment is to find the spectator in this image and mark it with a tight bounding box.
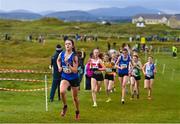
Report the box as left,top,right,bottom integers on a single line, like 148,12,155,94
49,44,63,102
63,35,68,42
77,49,86,88
85,53,93,90
107,42,111,50
172,45,177,58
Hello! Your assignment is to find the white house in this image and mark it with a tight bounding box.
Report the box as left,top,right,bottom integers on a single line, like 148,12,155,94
132,14,172,25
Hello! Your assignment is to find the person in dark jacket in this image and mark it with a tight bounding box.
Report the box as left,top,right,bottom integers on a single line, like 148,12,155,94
49,44,63,102
77,49,86,87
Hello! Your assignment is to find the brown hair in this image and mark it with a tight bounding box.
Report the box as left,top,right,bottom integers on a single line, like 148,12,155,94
133,54,139,58
98,53,104,60
65,39,76,53
148,55,153,59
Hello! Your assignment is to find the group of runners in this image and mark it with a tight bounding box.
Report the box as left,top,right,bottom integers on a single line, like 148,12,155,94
56,39,157,120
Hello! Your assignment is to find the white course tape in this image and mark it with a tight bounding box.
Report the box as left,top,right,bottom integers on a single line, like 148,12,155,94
0,69,51,74
0,87,51,92
0,78,43,82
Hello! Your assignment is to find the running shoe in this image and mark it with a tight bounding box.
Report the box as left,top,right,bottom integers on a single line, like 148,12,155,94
121,99,125,104
148,96,152,100
75,110,80,120
61,105,67,117
137,94,139,99
93,102,97,107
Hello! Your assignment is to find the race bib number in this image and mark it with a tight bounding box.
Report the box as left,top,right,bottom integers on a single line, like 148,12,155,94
94,71,102,74
63,66,72,74
146,66,153,76
121,64,127,68
133,68,139,77
106,68,112,73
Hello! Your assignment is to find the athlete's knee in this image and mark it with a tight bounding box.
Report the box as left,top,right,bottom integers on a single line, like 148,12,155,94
122,84,126,88
73,96,78,102
60,90,66,95
108,87,112,90
92,89,97,93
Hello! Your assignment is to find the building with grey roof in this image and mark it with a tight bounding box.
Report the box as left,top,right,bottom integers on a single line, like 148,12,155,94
132,14,180,29
132,14,172,25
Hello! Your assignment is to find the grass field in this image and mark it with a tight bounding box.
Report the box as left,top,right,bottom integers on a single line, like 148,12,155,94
0,18,180,41
0,19,180,123
0,39,180,123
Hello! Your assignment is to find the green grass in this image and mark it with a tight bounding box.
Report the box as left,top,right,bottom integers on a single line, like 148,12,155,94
0,39,180,123
0,18,180,41
0,19,180,123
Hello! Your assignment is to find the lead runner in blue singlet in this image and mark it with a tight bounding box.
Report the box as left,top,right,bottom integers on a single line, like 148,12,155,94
115,48,131,104
57,39,80,120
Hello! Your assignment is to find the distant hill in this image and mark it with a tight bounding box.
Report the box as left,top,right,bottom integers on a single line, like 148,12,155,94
0,10,42,20
9,9,35,13
45,10,97,21
0,10,5,13
88,6,163,17
0,6,164,21
40,10,56,16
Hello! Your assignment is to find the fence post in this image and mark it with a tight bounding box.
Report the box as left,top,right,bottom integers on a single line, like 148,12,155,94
84,74,86,90
162,64,166,74
45,75,48,112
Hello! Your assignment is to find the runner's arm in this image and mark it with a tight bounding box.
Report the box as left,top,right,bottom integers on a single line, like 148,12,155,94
99,60,106,71
57,54,62,72
136,61,142,70
142,63,146,75
68,56,78,73
115,56,121,69
154,65,157,74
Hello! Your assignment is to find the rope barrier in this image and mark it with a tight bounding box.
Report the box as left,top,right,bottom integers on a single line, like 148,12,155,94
0,87,51,92
0,69,51,74
0,78,44,82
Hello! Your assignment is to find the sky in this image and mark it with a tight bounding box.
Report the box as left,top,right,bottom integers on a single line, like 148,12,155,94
0,0,180,13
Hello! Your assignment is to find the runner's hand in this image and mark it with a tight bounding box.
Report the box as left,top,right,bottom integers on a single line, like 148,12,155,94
58,67,62,72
